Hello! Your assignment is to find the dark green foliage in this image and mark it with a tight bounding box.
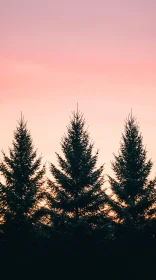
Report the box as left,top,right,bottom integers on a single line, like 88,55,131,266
0,115,45,240
107,113,156,239
45,110,110,237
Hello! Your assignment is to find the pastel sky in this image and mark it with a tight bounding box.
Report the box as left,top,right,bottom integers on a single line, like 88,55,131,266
1,0,156,181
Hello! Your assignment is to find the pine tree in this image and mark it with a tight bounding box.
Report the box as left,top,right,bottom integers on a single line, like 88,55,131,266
0,114,45,241
45,110,110,238
107,113,156,240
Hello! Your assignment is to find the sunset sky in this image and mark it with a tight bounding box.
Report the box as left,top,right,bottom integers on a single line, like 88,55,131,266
1,0,156,181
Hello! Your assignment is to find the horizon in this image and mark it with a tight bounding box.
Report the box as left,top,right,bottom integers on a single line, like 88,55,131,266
0,109,156,185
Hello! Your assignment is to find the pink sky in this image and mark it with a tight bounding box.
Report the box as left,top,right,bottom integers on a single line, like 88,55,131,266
1,0,156,180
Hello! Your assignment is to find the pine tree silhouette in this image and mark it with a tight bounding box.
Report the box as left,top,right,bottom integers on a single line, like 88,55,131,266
44,109,110,238
0,114,46,242
107,113,156,241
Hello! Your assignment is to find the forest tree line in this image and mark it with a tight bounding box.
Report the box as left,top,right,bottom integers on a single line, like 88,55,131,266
0,109,155,277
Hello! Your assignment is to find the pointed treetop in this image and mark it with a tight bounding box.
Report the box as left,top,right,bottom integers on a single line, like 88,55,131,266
19,111,25,125
16,112,28,132
20,111,23,120
130,108,133,119
125,109,136,128
74,102,81,123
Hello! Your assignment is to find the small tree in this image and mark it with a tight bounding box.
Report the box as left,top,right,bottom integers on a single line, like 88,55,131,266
107,113,156,240
0,114,45,241
45,110,110,238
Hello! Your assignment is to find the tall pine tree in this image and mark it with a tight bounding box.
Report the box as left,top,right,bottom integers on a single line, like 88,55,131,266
107,113,156,240
44,109,110,238
0,114,45,241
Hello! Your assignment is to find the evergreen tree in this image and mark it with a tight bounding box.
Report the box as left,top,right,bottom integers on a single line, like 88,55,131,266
44,110,110,238
0,114,45,241
107,113,156,240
